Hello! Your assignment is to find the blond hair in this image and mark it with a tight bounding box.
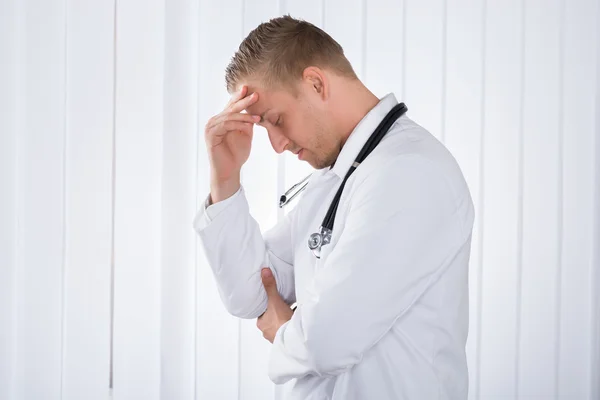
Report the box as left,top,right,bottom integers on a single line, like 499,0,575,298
225,15,357,93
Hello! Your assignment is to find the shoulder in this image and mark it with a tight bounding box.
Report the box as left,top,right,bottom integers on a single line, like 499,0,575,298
349,115,472,206
342,117,475,234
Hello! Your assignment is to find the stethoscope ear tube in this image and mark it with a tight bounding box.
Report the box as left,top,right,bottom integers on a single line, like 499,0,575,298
309,102,408,258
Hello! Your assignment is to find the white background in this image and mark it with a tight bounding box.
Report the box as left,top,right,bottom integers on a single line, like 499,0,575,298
0,0,599,399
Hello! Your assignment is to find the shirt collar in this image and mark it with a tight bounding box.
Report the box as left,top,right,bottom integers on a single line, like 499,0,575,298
329,93,399,179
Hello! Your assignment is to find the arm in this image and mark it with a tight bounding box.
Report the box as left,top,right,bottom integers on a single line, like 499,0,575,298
267,156,474,383
193,184,297,319
196,85,296,319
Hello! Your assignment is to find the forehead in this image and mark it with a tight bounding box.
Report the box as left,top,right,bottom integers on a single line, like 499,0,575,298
238,82,296,115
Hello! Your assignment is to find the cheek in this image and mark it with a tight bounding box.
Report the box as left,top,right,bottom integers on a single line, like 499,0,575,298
283,124,304,147
290,111,321,149
312,121,328,149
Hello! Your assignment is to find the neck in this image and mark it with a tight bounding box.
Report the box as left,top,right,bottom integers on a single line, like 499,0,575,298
333,81,380,147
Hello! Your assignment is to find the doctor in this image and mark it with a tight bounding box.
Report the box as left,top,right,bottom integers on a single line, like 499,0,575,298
194,15,475,400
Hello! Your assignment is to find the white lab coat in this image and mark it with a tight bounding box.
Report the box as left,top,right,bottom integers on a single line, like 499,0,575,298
193,93,475,399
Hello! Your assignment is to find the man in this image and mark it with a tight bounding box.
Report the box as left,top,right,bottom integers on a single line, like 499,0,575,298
194,15,475,400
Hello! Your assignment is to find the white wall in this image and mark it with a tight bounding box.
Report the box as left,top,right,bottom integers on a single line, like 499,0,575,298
0,0,599,399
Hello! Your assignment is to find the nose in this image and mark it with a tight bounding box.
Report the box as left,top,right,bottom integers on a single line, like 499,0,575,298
267,128,290,154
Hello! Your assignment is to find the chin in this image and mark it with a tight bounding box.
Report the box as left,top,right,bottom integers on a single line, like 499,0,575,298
312,154,336,170
302,149,334,170
310,159,330,170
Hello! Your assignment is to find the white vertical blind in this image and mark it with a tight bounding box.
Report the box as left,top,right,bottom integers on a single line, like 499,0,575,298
112,0,164,398
561,1,600,398
520,0,561,397
593,4,600,392
522,0,566,397
13,1,67,399
0,1,598,399
404,0,445,140
593,4,600,399
363,0,404,99
477,0,523,397
0,1,19,399
62,1,114,399
161,0,198,399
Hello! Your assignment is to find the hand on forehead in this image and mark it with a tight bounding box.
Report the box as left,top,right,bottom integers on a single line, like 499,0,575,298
226,84,260,114
234,84,272,120
230,82,290,122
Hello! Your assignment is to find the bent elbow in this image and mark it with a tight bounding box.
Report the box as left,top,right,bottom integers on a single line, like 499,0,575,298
225,300,266,319
218,285,266,319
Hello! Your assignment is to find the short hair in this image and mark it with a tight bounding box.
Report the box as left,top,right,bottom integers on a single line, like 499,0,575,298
225,15,357,94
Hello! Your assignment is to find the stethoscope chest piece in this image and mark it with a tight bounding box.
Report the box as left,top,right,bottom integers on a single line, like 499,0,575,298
308,226,332,259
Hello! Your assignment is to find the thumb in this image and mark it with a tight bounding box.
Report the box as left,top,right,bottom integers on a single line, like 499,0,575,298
261,268,279,299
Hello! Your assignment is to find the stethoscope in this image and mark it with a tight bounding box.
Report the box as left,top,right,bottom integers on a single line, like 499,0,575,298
279,102,408,258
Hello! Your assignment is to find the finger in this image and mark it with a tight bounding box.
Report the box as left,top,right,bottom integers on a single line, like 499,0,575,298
261,268,279,299
225,85,247,109
229,91,259,113
211,121,254,136
207,112,260,129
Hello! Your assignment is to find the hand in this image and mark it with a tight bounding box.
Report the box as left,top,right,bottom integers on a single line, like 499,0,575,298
204,85,261,182
257,268,294,343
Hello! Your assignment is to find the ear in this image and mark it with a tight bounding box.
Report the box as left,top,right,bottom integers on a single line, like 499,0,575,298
302,66,328,100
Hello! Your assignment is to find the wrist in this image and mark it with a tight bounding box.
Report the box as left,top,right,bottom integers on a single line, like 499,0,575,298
210,172,241,204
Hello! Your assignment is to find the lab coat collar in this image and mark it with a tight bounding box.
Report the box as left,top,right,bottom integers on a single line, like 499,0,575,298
329,93,399,179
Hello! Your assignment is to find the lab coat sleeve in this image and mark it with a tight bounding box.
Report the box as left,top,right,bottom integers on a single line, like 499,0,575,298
268,155,474,382
193,185,296,319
